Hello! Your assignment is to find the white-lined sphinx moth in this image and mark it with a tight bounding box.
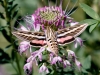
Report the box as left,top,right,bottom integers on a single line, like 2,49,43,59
12,24,88,55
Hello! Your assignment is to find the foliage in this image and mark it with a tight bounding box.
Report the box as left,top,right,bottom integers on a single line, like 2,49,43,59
80,3,100,33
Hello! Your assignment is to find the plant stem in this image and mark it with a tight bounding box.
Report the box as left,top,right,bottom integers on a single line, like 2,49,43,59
10,61,19,73
3,0,22,75
15,52,22,75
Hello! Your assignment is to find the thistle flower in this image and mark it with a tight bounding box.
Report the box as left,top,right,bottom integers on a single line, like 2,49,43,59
31,0,78,30
32,6,66,29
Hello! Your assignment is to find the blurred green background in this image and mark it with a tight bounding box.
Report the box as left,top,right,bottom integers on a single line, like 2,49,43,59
0,0,100,75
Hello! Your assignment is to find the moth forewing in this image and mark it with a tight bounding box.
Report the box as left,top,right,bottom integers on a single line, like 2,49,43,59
74,23,88,37
56,23,88,45
12,30,47,47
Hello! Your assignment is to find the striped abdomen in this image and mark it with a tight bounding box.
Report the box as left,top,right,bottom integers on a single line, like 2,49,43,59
45,26,58,55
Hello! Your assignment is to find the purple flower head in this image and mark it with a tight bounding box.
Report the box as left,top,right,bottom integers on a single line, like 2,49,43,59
74,37,84,48
32,3,68,30
51,56,62,65
18,41,30,54
63,60,71,68
24,61,33,75
39,63,49,74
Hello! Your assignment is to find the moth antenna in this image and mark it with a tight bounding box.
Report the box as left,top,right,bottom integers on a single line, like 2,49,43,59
59,0,63,10
12,27,20,31
66,0,78,16
16,20,24,28
65,0,70,14
41,0,46,6
55,0,58,6
48,0,50,6
67,7,78,16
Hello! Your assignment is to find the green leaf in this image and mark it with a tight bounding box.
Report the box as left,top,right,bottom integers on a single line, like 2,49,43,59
0,25,8,31
1,29,11,42
0,0,3,2
11,49,16,60
0,12,5,19
89,22,98,33
4,44,12,51
0,0,4,7
8,0,15,5
0,48,11,64
79,19,98,25
82,55,91,69
81,68,88,73
0,0,3,4
80,3,100,20
12,9,19,18
10,4,18,13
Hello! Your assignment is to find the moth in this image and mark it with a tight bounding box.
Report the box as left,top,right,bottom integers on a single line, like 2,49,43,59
12,24,88,55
